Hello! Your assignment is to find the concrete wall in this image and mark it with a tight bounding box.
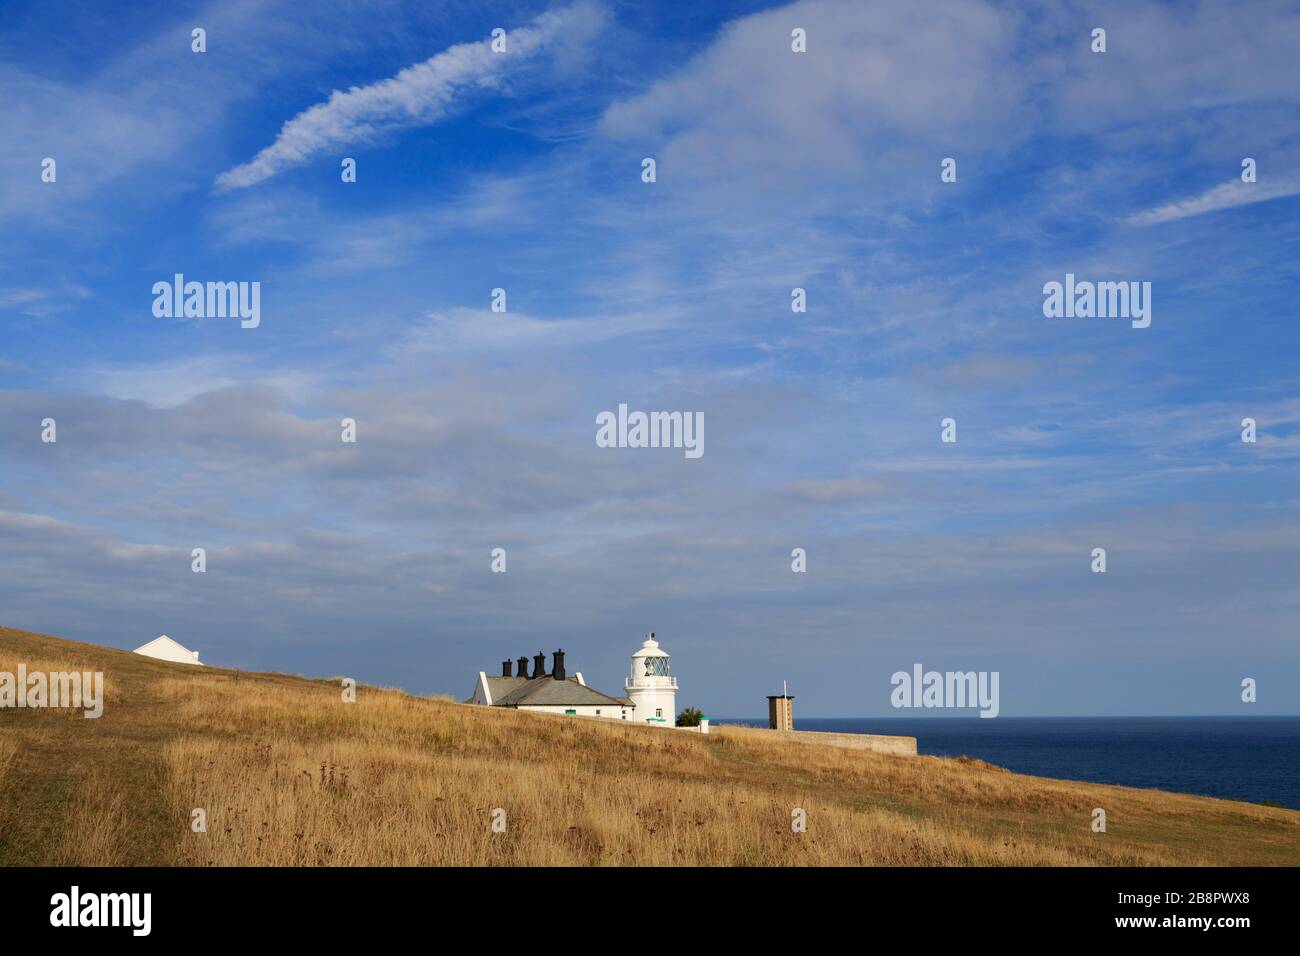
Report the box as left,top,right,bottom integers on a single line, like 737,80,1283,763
716,724,916,756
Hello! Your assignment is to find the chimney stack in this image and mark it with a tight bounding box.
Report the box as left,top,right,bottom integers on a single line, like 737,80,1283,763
502,660,513,678
518,655,530,679
533,651,547,679
552,649,566,681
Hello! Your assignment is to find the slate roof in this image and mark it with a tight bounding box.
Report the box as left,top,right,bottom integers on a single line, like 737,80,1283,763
482,675,529,699
488,675,629,708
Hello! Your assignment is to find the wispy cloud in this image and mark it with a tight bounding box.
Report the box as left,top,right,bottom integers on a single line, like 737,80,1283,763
216,3,605,189
599,0,1025,195
397,305,674,354
779,476,902,502
0,284,92,316
1127,176,1300,226
57,355,324,408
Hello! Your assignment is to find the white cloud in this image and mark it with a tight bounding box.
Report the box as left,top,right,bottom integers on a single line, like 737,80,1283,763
1127,176,1300,226
0,284,92,316
599,0,1026,188
0,0,358,225
60,355,322,407
216,2,605,189
780,476,900,502
398,304,671,354
1056,2,1300,132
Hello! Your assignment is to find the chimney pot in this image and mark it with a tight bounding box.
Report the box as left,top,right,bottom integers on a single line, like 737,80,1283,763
552,649,566,681
533,651,547,679
518,655,530,679
502,660,513,678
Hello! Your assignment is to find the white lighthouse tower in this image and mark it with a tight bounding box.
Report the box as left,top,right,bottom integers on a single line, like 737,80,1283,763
626,632,676,726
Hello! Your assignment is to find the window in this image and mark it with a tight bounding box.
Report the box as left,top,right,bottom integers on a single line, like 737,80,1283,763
595,709,601,715
656,708,663,718
644,657,670,677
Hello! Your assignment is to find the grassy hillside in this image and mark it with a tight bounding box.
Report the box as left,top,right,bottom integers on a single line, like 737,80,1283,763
1,625,1296,866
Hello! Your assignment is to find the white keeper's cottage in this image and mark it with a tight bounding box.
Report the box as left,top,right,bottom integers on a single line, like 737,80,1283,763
468,649,632,719
133,634,203,665
468,633,678,726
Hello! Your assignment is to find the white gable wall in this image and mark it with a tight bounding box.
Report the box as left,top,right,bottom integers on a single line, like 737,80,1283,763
469,672,492,705
133,635,203,666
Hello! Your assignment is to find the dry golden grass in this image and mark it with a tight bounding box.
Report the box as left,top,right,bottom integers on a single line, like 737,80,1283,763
0,737,16,785
45,769,134,867
2,624,1297,866
0,736,21,855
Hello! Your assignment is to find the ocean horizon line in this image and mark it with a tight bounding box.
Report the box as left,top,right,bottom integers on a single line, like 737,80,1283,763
714,713,1300,721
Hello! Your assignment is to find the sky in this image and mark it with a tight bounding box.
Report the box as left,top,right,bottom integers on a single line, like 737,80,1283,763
1,0,1298,717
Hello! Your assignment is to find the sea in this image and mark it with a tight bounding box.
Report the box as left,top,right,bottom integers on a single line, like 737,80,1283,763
718,716,1300,810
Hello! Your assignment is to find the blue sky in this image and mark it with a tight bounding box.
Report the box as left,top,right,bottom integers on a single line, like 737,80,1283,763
1,0,1298,717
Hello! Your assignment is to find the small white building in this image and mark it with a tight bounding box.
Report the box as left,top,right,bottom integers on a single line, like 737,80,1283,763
133,635,203,666
626,632,676,725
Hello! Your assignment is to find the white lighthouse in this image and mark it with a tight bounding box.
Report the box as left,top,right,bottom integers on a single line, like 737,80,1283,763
626,632,676,726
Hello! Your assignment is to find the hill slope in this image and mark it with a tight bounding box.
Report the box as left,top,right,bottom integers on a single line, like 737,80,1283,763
1,625,1296,866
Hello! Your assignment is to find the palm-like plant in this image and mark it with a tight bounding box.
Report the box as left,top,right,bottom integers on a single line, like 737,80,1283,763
676,706,704,727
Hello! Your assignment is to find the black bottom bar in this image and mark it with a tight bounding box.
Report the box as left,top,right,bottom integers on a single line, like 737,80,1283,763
1,866,1283,940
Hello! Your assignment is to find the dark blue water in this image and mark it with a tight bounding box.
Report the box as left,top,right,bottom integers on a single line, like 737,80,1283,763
719,716,1300,810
